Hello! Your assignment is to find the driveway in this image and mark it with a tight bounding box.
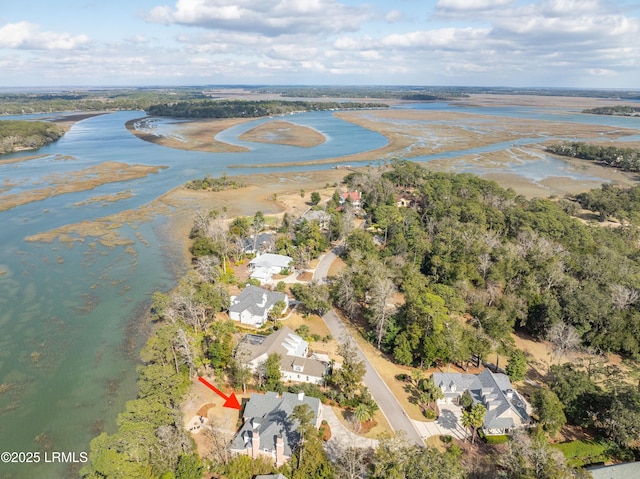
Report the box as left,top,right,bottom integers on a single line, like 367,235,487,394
323,406,378,460
412,403,467,441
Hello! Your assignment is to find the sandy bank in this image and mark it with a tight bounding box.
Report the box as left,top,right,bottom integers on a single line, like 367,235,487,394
238,120,325,147
126,117,251,153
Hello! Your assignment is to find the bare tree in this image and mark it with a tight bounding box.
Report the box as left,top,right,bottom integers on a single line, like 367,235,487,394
173,328,197,379
610,284,639,310
333,267,360,320
152,424,191,473
202,417,234,466
368,275,396,350
478,253,492,281
194,255,221,283
332,444,371,479
546,322,581,365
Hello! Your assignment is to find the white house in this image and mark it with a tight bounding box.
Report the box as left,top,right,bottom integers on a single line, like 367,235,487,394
235,327,327,385
229,286,288,328
432,368,531,436
248,253,293,283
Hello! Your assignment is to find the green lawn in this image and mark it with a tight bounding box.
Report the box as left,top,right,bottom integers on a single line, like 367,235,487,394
551,437,616,467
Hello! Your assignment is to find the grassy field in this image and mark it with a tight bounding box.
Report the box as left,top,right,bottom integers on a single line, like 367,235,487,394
551,437,617,467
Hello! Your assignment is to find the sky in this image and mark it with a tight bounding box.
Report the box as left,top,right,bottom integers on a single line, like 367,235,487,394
1,0,640,88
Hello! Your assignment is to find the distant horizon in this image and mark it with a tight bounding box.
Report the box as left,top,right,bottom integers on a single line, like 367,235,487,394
1,84,640,93
2,1,640,89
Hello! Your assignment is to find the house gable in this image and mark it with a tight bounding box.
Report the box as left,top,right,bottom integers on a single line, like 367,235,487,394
235,327,327,384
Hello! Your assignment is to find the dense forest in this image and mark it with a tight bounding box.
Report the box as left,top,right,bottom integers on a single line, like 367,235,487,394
0,120,64,154
338,161,640,361
583,105,640,116
574,183,640,223
0,88,206,115
146,99,388,119
546,141,640,172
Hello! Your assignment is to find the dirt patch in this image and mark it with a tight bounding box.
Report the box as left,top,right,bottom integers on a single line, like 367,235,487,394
297,271,313,282
196,402,217,417
239,120,325,147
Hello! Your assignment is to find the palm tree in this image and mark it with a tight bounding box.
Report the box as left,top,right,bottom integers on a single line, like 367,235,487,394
461,404,486,444
352,403,375,423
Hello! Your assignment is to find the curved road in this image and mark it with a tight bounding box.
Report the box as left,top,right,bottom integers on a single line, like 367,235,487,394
315,250,424,446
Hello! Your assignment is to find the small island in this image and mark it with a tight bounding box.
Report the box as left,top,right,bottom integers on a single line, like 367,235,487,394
0,120,65,154
239,120,326,147
582,105,640,117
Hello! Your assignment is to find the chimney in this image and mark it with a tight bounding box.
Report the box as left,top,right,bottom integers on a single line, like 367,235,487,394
251,430,260,458
298,391,305,401
275,436,285,466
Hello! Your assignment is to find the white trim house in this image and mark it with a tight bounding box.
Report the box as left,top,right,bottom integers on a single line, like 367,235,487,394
229,285,288,328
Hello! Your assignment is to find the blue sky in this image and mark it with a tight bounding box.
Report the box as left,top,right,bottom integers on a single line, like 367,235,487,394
1,0,639,88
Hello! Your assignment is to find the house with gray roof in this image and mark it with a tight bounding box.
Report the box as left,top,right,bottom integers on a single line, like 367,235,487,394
243,232,275,254
432,368,531,435
235,326,327,385
229,285,288,328
230,391,323,466
588,461,640,479
248,253,293,283
299,210,332,230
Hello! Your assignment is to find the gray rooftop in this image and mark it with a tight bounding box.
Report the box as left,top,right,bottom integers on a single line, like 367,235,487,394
432,368,529,430
231,391,321,456
229,285,287,318
589,461,640,479
236,326,307,362
249,253,293,269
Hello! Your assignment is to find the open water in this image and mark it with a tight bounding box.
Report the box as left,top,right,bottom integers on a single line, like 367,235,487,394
0,103,639,477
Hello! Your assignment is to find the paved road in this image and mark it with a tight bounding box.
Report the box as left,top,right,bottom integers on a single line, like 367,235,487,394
315,249,424,446
313,249,338,283
313,250,424,446
322,310,424,445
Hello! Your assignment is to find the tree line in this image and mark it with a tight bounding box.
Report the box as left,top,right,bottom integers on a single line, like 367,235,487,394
546,141,640,172
0,88,205,115
0,120,64,154
582,105,640,116
146,100,388,119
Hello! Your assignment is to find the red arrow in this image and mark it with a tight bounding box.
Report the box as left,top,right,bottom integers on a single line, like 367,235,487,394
198,377,241,410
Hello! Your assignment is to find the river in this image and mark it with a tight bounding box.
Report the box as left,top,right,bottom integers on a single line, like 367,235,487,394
0,102,639,478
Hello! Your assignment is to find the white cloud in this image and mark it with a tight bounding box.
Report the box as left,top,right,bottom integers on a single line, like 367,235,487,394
385,9,404,23
146,0,373,36
436,0,514,12
0,22,90,50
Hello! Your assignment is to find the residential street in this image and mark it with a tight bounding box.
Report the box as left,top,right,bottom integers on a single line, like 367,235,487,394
315,249,424,446
322,309,424,445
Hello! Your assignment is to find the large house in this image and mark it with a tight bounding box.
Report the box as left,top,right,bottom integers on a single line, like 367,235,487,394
235,326,327,385
229,285,288,328
243,232,275,254
338,191,362,210
230,391,323,466
248,253,293,283
432,368,531,436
